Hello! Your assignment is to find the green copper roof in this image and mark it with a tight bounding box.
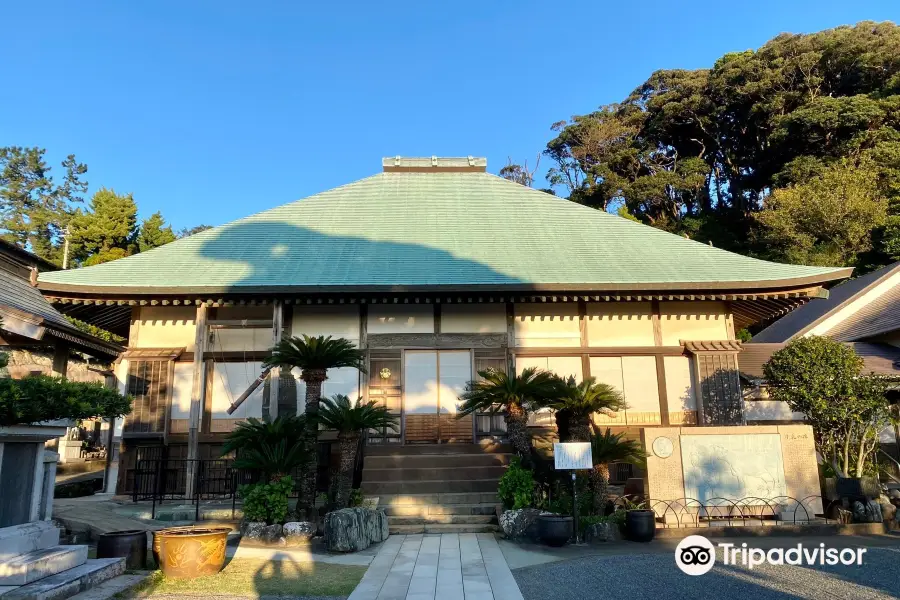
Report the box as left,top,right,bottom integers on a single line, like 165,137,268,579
38,169,850,294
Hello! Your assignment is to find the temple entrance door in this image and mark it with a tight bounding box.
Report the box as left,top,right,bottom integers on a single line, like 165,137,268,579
402,350,473,444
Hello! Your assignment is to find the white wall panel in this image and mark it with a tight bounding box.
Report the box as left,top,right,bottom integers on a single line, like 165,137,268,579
135,307,196,351
585,302,655,346
621,356,660,412
170,363,193,419
664,356,696,411
368,305,434,334
291,306,360,343
210,361,264,419
516,355,583,382
743,400,805,421
441,304,506,333
514,303,580,347
659,301,730,345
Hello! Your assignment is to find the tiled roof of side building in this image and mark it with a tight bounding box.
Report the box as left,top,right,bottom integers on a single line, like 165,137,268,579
752,261,900,343
38,160,851,294
740,342,900,379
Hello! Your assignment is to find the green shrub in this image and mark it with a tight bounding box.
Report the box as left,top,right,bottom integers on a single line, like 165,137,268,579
348,488,364,507
498,457,535,510
240,476,293,525
579,511,625,532
0,376,131,427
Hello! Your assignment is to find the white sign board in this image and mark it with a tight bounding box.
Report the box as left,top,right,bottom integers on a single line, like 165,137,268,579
680,434,786,501
554,442,593,470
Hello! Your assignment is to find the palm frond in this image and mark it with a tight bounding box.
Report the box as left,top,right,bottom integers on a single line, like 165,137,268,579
232,438,307,476
590,427,647,467
221,415,307,457
538,376,626,417
456,367,560,417
318,394,399,434
264,335,367,373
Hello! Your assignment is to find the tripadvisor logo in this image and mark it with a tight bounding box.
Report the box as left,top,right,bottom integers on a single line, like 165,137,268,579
675,535,868,575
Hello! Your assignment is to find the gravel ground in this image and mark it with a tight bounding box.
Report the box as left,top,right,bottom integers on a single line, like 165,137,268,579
512,546,900,600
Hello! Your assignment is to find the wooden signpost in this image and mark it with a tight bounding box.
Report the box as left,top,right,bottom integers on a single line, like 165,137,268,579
554,442,593,544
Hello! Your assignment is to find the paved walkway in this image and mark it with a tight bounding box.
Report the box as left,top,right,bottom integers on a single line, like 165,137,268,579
349,534,524,600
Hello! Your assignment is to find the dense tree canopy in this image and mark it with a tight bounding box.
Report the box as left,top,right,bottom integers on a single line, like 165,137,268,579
544,21,900,271
0,147,208,266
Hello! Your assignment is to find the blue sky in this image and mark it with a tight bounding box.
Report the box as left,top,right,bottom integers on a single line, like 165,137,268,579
2,1,898,231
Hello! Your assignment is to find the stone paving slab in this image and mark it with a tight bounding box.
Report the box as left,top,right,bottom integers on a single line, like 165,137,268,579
349,534,524,600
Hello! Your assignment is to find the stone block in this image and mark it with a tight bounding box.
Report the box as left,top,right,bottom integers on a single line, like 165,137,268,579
282,522,315,546
498,509,541,541
584,522,622,543
324,507,389,552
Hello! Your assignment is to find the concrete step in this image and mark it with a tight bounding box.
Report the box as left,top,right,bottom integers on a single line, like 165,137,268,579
389,523,500,535
1,558,124,600
383,503,496,517
0,546,88,586
67,573,149,600
375,492,499,506
389,515,495,525
365,442,511,456
364,453,511,469
362,479,499,495
362,465,507,483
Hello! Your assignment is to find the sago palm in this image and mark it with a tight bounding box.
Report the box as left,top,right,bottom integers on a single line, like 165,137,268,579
457,367,558,466
318,394,399,508
222,415,308,481
539,377,626,442
589,428,646,514
264,335,366,513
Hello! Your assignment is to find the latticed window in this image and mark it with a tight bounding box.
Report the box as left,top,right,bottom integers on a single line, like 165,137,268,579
124,360,172,434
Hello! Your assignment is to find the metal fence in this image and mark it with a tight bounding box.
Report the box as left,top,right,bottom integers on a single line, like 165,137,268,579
605,494,840,528
131,438,367,519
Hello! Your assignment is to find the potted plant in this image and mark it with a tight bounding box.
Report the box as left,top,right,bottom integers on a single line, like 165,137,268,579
538,514,574,547
623,500,656,542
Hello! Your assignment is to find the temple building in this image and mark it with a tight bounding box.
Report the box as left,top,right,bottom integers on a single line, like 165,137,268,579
36,157,850,501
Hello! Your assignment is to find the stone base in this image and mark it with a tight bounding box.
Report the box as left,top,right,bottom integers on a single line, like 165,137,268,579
498,509,541,541
0,524,60,562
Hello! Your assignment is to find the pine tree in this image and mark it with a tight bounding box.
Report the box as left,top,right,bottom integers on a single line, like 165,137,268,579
68,188,138,266
0,147,87,263
137,212,176,251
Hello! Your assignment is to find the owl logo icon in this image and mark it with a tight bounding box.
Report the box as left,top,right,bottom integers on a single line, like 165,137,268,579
675,535,716,576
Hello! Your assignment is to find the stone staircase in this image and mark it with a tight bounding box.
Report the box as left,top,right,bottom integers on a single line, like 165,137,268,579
0,522,124,600
361,442,510,534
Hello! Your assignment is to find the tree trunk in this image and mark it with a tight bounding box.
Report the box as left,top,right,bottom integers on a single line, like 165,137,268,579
555,408,572,443
300,369,327,516
590,463,610,515
505,402,532,468
335,432,359,509
568,412,591,443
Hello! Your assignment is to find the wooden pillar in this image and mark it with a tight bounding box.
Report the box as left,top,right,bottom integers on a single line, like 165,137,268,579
265,300,284,422
185,304,208,498
651,300,670,426
51,342,69,378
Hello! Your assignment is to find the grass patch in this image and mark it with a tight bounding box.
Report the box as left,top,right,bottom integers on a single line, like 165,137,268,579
117,559,366,598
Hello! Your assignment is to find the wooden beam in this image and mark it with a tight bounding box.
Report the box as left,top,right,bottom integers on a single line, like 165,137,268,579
513,346,686,357
185,303,208,498
264,300,283,422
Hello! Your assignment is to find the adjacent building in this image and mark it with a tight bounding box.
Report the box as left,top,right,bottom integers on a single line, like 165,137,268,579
35,157,851,495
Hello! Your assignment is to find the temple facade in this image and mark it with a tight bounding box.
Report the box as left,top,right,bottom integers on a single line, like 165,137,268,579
35,157,851,497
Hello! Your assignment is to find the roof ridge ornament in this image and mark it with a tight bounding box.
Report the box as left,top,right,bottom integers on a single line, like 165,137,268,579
382,156,487,173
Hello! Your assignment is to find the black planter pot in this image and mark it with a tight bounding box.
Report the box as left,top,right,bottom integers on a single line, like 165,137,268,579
625,510,656,543
97,529,148,569
538,515,573,547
